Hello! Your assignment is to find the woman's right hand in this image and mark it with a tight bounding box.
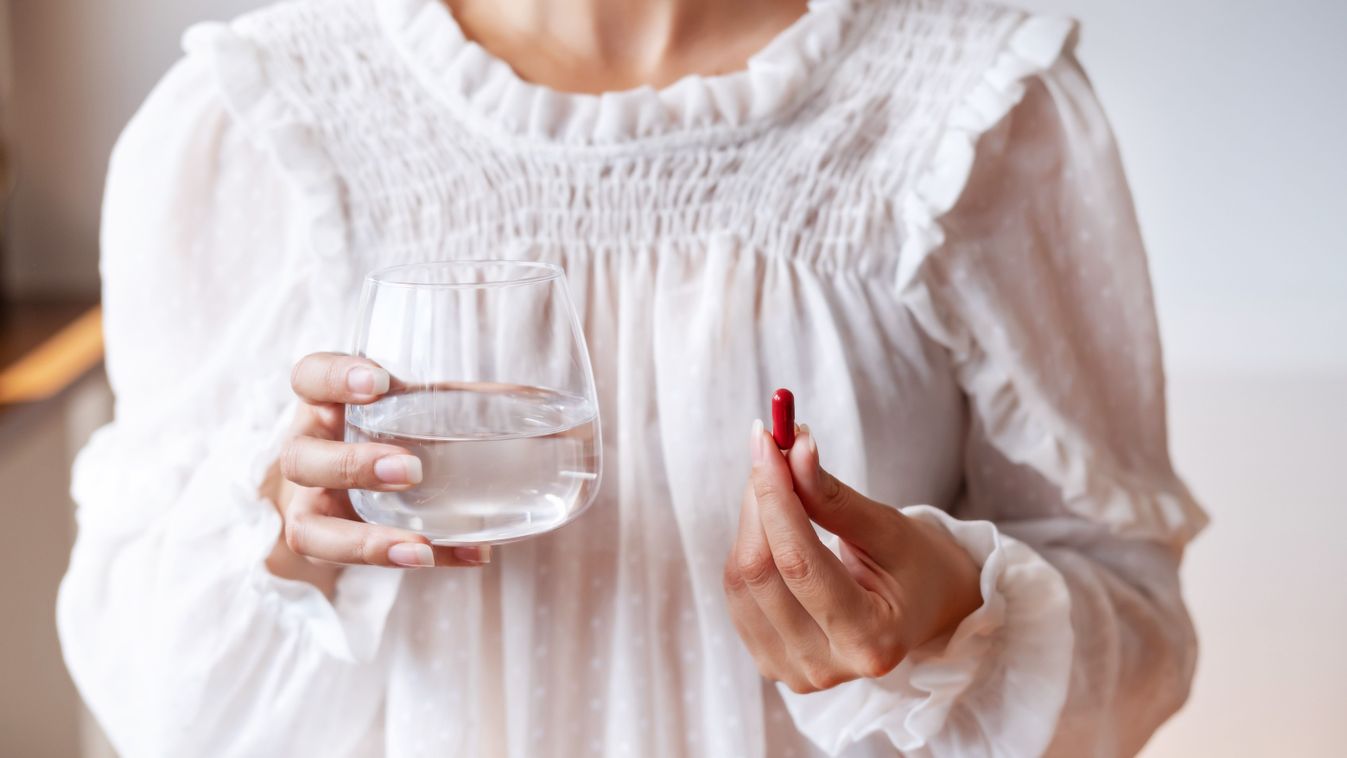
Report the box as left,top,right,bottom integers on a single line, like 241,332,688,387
267,352,491,582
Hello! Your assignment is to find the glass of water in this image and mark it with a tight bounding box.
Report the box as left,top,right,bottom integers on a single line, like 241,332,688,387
345,260,601,545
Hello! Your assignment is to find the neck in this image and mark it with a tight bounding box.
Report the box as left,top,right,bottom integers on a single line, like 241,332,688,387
446,0,809,91
491,0,716,64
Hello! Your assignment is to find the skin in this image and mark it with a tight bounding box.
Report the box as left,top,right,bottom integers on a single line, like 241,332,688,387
265,0,984,688
264,353,490,598
446,0,812,93
726,423,982,692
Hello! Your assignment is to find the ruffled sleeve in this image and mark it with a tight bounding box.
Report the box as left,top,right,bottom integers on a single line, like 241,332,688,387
779,15,1207,757
56,30,397,756
899,19,1208,551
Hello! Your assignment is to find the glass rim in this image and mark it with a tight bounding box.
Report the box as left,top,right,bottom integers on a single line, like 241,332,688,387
364,260,564,289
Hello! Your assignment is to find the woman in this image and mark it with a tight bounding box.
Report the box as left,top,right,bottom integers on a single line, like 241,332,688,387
58,0,1208,755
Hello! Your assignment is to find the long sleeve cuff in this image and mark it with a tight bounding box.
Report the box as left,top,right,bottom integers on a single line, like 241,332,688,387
777,506,1073,756
244,503,405,664
67,400,403,665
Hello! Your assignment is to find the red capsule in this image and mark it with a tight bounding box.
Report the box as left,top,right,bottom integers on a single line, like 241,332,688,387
771,388,795,449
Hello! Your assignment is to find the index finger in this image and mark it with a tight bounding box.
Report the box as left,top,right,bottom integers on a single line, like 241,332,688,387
285,489,490,568
291,352,392,405
750,422,873,637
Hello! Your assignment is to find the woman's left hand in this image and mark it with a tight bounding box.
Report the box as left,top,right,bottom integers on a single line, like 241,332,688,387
723,422,984,693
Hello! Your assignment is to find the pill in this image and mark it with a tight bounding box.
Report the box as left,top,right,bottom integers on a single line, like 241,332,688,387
772,388,795,449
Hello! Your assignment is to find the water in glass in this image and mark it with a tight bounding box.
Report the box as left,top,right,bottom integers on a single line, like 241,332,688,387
347,382,598,544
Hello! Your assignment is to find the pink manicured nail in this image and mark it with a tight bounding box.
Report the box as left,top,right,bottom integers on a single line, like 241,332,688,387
452,546,492,565
374,455,422,485
800,423,817,458
801,423,821,481
389,542,434,567
347,366,390,395
750,419,766,464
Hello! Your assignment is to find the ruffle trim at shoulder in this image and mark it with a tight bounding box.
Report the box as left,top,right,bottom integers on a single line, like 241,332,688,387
896,13,1078,293
895,14,1207,549
182,22,359,345
183,23,347,264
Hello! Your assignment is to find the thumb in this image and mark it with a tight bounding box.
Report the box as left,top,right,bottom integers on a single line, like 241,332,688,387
787,425,904,557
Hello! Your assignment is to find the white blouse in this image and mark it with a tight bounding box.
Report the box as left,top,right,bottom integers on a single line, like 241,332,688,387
57,0,1208,756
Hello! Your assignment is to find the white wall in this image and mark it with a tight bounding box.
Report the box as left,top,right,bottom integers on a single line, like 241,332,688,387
1021,0,1347,377
0,375,112,758
1012,0,1347,754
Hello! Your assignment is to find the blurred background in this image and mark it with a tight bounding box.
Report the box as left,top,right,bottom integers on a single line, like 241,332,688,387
0,0,1342,756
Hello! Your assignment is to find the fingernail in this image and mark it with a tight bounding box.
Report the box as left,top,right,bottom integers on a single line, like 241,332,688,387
375,454,422,484
389,542,434,568
452,545,492,565
348,366,390,395
801,423,817,458
801,423,821,480
750,419,766,463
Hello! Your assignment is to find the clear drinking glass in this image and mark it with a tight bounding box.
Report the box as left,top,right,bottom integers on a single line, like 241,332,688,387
345,261,601,545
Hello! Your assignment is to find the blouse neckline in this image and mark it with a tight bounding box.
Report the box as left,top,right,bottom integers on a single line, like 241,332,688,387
375,0,860,145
